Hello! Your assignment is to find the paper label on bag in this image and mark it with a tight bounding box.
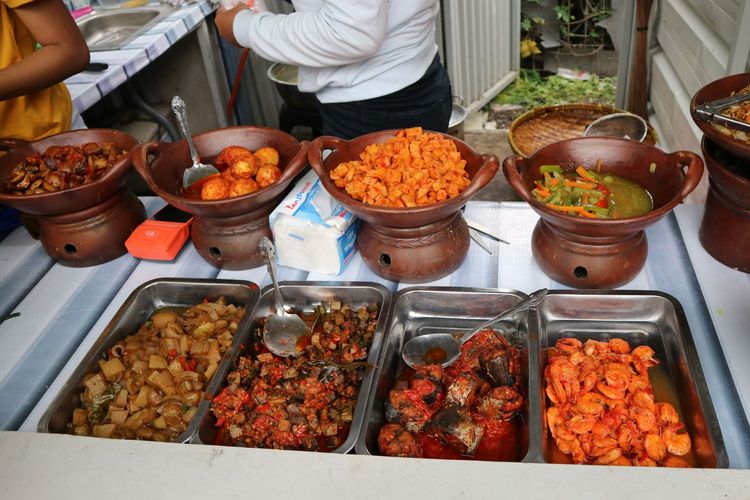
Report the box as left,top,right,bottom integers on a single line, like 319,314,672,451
269,170,359,275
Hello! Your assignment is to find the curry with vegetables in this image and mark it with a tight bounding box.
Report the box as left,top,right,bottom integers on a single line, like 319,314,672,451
531,164,653,219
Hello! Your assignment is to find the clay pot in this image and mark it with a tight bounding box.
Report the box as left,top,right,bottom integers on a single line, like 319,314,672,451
0,129,145,266
308,131,499,282
690,72,750,162
132,126,307,269
503,137,703,288
699,137,750,272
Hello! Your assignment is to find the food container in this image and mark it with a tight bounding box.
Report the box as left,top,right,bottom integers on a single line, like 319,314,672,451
503,137,703,288
267,62,319,112
690,72,750,163
308,130,499,283
698,137,750,272
357,287,727,468
0,129,145,266
535,290,727,467
191,282,391,454
131,126,308,269
356,287,532,462
37,278,261,442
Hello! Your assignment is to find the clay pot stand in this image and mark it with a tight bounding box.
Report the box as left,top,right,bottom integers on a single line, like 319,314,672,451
504,139,704,288
699,138,750,272
0,131,145,267
308,133,498,283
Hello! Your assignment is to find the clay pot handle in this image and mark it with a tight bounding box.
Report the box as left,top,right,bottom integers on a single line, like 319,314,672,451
502,155,532,202
672,150,705,201
131,141,163,183
461,153,499,199
308,136,346,178
0,138,32,156
278,140,309,184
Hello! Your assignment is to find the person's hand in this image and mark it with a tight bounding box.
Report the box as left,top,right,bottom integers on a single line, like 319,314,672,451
215,4,250,47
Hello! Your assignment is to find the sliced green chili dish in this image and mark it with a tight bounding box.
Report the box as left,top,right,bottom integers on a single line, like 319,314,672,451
531,164,653,219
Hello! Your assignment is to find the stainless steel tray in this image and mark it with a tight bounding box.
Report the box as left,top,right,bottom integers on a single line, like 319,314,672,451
535,290,727,467
37,278,261,443
356,287,728,468
190,281,391,454
356,287,532,462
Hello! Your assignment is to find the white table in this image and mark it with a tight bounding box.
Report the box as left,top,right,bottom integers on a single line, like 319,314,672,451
0,200,749,496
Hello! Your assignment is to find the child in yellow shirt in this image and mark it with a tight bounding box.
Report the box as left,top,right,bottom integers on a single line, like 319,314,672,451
0,0,89,141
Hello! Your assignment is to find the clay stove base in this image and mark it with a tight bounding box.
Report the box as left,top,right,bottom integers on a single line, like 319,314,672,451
191,196,280,270
357,212,470,283
699,187,750,273
531,219,648,288
39,189,146,267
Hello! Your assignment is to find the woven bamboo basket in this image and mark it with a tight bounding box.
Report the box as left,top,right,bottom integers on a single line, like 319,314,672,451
508,103,658,157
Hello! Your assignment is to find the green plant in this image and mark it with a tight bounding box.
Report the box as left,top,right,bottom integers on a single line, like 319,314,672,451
493,69,617,109
556,0,614,55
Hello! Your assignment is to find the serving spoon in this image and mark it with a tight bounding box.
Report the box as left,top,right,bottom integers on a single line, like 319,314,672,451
171,95,220,188
259,237,308,357
584,112,648,142
401,288,548,369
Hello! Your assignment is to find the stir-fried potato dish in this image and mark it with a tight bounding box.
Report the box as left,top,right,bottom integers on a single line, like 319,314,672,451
329,127,471,207
68,298,245,441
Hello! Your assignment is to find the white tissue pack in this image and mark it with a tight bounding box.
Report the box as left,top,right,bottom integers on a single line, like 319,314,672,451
269,170,359,275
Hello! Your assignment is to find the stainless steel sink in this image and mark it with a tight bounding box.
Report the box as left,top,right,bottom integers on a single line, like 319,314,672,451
76,5,176,51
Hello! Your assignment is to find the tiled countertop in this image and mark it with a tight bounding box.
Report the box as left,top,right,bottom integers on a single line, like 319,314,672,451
64,1,215,114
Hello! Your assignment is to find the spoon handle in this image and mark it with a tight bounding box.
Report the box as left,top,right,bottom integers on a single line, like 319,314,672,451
259,237,285,315
459,288,548,343
171,95,201,165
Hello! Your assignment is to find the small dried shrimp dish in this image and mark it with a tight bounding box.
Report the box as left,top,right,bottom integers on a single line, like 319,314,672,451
545,337,692,467
211,301,379,451
329,127,471,207
183,145,282,201
68,298,246,441
5,142,127,195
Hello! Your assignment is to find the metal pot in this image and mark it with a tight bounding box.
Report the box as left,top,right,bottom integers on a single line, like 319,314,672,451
267,62,319,112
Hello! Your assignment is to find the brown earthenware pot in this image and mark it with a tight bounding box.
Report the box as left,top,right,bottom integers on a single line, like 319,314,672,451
132,126,307,269
690,72,750,163
503,137,703,288
0,129,145,266
699,137,750,272
308,131,499,283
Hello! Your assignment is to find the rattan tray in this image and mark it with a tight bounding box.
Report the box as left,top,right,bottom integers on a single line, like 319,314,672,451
508,103,658,157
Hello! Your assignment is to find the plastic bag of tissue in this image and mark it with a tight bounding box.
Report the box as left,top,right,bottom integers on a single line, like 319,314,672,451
269,170,359,275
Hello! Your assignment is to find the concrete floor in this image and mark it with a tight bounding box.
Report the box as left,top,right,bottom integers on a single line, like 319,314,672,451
462,129,521,202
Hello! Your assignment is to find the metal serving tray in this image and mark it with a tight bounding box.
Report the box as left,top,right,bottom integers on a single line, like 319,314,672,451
37,278,261,443
356,287,532,461
356,288,727,468
534,290,727,467
190,282,391,454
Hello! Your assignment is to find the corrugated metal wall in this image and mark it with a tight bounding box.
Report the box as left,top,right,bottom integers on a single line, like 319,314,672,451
223,0,519,127
441,0,520,114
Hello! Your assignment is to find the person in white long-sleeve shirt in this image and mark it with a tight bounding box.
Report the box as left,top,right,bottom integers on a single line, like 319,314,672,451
215,0,452,139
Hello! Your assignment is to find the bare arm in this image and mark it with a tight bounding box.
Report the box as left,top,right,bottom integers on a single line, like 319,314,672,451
0,0,89,101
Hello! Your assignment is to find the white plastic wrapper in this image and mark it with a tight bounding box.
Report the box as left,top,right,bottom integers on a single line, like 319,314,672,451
269,170,360,275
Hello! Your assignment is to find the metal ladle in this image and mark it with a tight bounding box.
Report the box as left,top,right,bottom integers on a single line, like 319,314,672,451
401,288,548,369
584,112,648,142
259,237,308,357
171,95,220,188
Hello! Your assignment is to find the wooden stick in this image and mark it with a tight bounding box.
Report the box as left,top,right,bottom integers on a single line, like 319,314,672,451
627,0,654,119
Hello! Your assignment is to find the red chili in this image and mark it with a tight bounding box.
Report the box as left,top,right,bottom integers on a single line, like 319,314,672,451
595,198,608,208
596,183,609,195
179,356,196,371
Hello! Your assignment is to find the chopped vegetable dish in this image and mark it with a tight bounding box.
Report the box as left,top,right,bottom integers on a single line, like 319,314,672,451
531,164,652,219
329,127,471,207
